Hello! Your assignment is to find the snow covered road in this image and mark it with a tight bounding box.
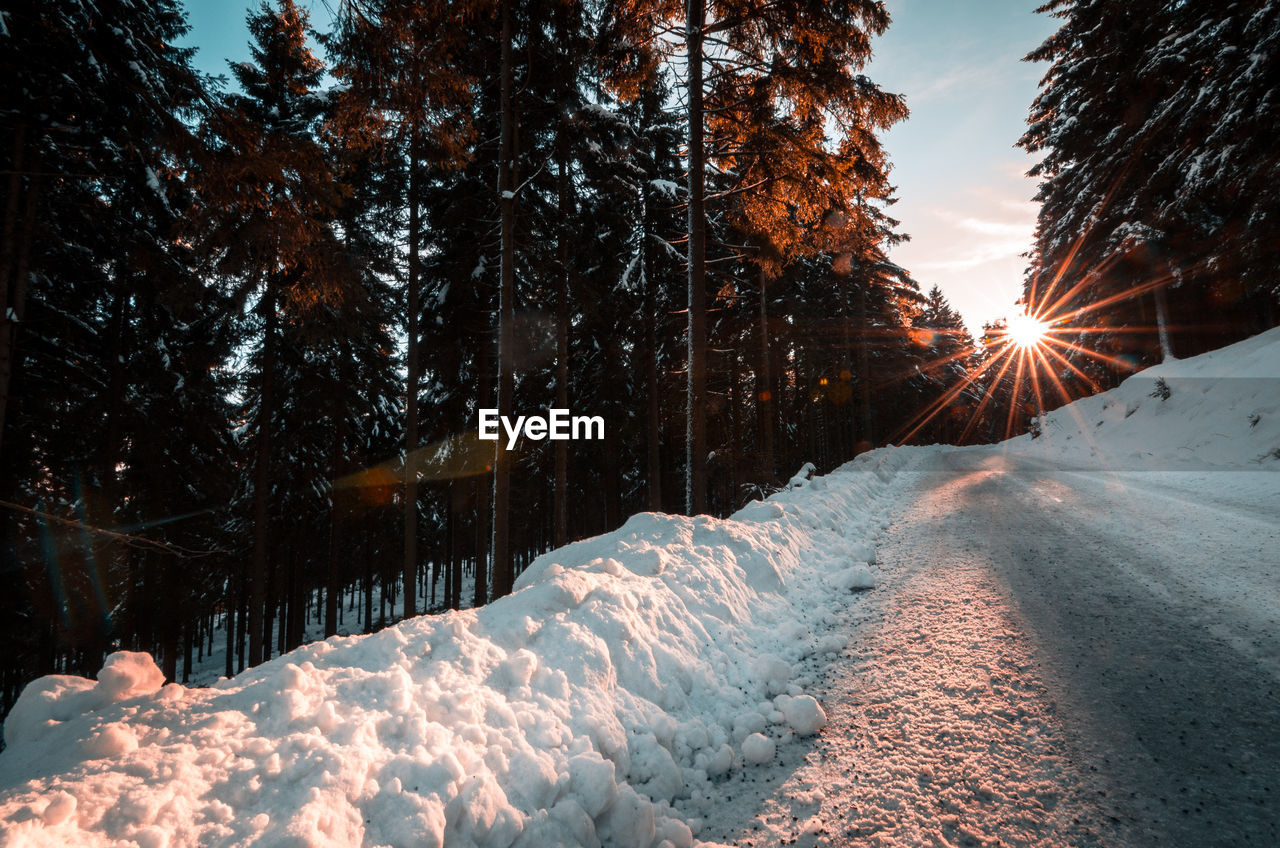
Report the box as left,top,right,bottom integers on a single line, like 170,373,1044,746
707,450,1280,847
2,331,1277,847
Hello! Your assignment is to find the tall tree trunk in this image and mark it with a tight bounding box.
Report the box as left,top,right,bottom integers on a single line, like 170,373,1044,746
644,206,662,512
843,308,856,461
857,284,872,447
475,337,491,605
1154,284,1174,361
94,280,128,642
326,316,352,634
493,0,516,597
685,0,708,515
553,154,569,548
728,350,740,511
0,126,26,313
0,140,39,464
403,135,421,621
324,504,340,637
288,549,305,649
604,422,621,531
160,560,178,682
363,525,374,633
0,125,28,463
444,481,454,609
102,284,128,494
224,584,235,679
757,265,775,482
248,284,277,668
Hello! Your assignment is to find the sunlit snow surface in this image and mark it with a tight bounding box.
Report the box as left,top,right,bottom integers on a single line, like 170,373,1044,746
0,454,900,846
1,328,1277,847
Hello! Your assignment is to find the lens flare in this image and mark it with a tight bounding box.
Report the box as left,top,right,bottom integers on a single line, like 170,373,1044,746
880,162,1198,449
1005,311,1050,349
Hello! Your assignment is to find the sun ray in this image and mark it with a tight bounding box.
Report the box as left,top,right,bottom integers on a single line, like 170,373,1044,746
1038,340,1101,395
959,344,1020,444
1030,345,1071,405
1051,272,1177,325
1002,349,1029,441
890,342,1013,446
1038,248,1129,322
869,346,978,393
1039,334,1142,373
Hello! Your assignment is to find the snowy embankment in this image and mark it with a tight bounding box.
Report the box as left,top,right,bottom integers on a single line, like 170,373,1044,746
0,452,912,847
1008,327,1280,470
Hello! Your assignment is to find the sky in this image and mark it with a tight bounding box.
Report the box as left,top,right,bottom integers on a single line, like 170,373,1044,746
867,0,1059,334
181,0,1058,334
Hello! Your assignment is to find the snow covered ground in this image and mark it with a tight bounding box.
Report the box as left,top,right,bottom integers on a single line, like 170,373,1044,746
1,328,1277,847
0,440,911,847
180,568,478,689
697,328,1280,847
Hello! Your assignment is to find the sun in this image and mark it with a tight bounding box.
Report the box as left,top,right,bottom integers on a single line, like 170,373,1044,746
1005,311,1050,350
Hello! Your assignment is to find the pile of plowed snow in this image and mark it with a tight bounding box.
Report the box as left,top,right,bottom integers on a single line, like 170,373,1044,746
0,451,912,847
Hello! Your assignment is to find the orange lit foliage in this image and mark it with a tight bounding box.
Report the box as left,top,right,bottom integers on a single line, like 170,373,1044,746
702,0,908,272
193,0,342,312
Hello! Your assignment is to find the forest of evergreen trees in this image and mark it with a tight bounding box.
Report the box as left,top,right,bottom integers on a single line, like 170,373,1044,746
1018,0,1280,376
1,0,1276,721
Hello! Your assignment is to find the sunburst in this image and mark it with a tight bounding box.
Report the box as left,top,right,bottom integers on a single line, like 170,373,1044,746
888,279,1179,447
1005,310,1050,350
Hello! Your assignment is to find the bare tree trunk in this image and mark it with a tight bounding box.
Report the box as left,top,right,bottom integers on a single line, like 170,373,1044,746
224,587,235,679
554,154,569,548
160,556,178,682
475,338,491,605
685,0,708,515
0,136,39,463
728,350,740,511
604,424,621,530
757,265,775,482
857,284,872,446
1154,284,1174,361
95,280,128,643
403,135,421,621
248,284,277,667
325,367,345,636
362,529,374,633
325,457,341,637
644,210,662,512
493,0,516,597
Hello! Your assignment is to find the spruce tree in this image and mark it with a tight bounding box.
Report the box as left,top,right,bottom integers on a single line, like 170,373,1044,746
1021,0,1280,381
195,0,337,668
0,0,218,695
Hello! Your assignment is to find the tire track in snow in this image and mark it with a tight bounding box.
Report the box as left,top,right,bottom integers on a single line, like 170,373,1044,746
702,461,1123,847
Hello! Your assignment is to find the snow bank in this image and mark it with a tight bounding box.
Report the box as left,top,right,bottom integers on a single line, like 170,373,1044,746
1011,327,1280,470
0,452,912,847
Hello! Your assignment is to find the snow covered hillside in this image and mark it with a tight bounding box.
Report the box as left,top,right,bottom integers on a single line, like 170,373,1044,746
1005,326,1280,470
1,328,1276,848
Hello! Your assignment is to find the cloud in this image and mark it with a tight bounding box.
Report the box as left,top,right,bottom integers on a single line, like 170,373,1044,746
908,61,1007,104
954,216,1032,238
908,210,1035,272
914,241,1030,272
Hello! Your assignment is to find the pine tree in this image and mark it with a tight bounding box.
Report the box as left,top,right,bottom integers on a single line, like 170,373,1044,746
0,0,220,697
328,0,479,615
614,0,906,512
194,0,338,668
1021,0,1280,382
